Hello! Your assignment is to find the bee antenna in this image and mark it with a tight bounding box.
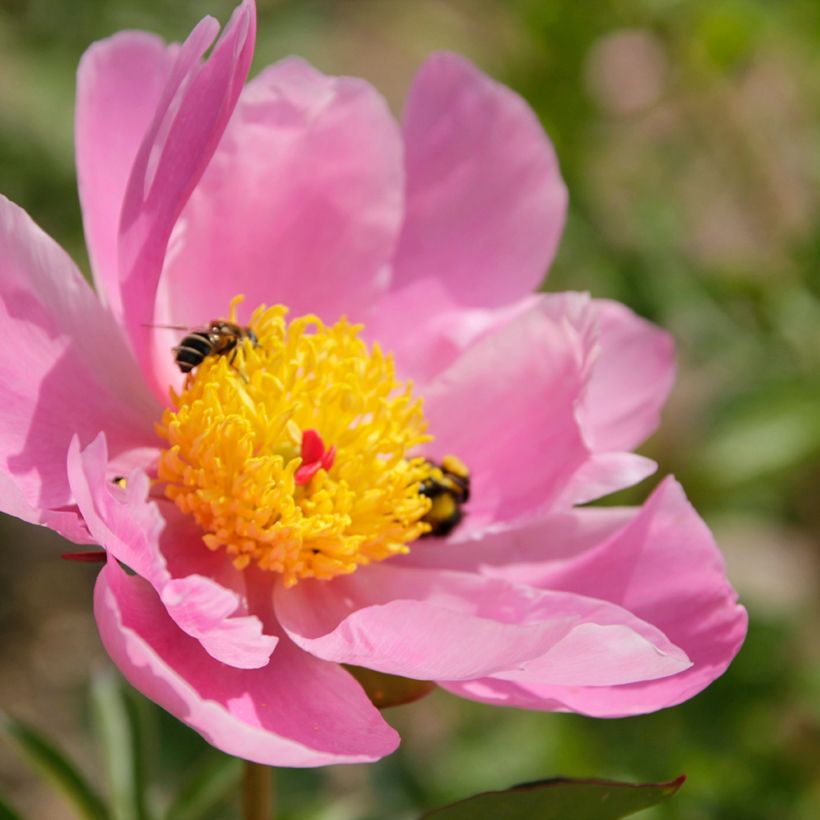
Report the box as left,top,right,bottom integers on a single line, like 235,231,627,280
141,322,191,331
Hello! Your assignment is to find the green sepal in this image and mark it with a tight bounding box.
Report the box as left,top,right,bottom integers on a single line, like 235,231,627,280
344,665,436,709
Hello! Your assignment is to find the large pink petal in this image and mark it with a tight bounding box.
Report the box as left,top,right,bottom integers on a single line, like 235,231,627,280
421,294,653,532
442,477,747,716
392,52,567,305
397,504,635,580
95,560,399,766
275,564,689,684
0,196,158,530
421,295,588,530
364,278,539,386
554,452,656,508
0,471,92,543
68,434,277,670
117,1,256,397
580,300,676,452
153,57,404,373
76,32,177,316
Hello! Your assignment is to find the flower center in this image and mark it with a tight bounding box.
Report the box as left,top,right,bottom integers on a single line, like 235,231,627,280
156,298,459,587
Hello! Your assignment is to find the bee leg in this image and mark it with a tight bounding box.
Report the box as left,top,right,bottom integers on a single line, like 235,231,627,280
228,349,250,383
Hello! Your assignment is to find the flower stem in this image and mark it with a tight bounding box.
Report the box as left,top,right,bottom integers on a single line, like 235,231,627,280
243,761,273,820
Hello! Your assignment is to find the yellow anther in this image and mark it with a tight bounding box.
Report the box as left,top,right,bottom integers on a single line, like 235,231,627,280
156,302,435,586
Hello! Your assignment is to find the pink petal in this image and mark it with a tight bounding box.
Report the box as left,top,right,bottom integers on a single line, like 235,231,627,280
421,296,588,530
580,300,676,452
487,621,687,687
364,277,539,386
398,504,635,580
0,471,92,543
275,564,689,684
421,294,649,531
95,560,399,766
0,196,158,526
555,452,657,508
68,434,277,670
75,32,177,317
117,1,256,397
159,574,277,670
442,477,747,716
392,52,567,305
152,56,403,378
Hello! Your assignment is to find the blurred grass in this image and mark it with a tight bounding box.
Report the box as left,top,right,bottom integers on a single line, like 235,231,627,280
0,0,819,818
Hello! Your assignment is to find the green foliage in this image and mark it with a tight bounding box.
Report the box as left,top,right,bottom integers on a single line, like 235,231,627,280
0,795,23,820
164,753,242,820
423,776,685,820
91,668,149,820
1,677,246,820
0,711,110,820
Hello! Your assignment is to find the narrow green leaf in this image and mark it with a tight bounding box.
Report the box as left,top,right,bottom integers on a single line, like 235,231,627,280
91,667,149,820
422,775,686,820
0,711,110,820
164,753,242,820
0,793,24,820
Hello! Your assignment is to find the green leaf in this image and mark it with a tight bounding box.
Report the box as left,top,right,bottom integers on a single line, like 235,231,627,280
699,387,820,486
422,775,686,820
164,753,242,820
91,667,149,820
0,711,110,820
0,793,24,820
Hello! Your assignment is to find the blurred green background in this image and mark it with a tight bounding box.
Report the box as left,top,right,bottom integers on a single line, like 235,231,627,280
1,0,819,817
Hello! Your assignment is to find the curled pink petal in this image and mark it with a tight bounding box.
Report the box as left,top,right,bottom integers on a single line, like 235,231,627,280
0,470,92,544
422,294,654,531
555,452,657,507
421,296,590,530
118,0,256,396
580,300,676,452
393,52,567,305
0,196,158,521
159,574,278,669
275,564,689,684
68,434,277,669
95,560,400,766
76,32,178,316
441,478,747,716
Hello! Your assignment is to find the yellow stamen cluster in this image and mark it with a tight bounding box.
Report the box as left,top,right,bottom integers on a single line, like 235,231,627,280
156,301,434,586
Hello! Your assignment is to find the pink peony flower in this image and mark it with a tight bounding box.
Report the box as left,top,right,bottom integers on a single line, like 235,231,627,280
0,0,746,766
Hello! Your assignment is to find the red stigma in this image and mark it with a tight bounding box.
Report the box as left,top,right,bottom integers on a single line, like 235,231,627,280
295,429,336,485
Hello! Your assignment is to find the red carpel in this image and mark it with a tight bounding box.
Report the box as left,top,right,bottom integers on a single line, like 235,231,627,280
295,429,336,485
61,551,107,563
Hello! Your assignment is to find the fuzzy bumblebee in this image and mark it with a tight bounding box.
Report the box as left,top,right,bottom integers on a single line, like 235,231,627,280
419,455,471,537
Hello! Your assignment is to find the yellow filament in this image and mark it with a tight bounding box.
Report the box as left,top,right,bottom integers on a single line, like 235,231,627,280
155,298,434,587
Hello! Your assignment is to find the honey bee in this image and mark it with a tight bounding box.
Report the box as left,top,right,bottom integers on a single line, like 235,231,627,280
173,321,257,374
420,455,471,537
